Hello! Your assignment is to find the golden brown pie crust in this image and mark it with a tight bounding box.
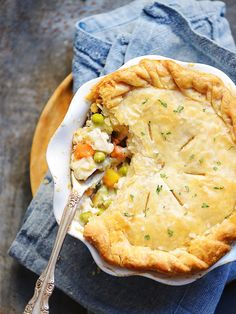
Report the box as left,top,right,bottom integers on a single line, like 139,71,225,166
84,59,236,275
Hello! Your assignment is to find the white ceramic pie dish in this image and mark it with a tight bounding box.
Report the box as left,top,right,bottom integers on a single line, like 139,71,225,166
46,55,236,285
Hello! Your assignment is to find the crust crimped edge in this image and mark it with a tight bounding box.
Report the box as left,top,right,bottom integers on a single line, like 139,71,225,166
84,59,236,274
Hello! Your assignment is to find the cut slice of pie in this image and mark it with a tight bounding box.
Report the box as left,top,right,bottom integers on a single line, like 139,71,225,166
80,59,236,274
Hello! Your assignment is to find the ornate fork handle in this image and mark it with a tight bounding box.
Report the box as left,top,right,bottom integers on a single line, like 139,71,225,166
24,191,80,314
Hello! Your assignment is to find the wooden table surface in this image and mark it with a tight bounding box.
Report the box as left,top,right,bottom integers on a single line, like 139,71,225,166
1,1,236,313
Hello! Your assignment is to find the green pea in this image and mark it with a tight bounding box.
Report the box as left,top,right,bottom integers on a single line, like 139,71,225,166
91,113,104,125
80,211,93,224
119,165,128,176
93,151,106,163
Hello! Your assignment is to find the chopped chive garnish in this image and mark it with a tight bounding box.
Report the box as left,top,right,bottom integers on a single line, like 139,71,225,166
199,158,204,164
173,105,184,113
213,186,224,190
201,203,209,208
161,131,171,140
184,186,190,193
189,154,195,160
160,132,166,140
156,185,163,194
203,108,206,112
142,98,148,105
160,173,167,178
144,234,150,240
158,99,167,108
141,131,145,136
216,161,221,166
167,228,174,237
130,194,134,200
213,166,218,171
123,212,134,217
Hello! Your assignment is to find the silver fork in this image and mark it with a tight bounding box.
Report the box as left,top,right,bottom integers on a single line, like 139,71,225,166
24,171,104,314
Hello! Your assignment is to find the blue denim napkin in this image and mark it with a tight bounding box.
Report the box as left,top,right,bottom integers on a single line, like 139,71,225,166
9,1,236,313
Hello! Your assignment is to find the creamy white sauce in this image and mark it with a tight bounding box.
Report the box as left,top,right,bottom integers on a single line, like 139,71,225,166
87,128,114,153
71,157,97,180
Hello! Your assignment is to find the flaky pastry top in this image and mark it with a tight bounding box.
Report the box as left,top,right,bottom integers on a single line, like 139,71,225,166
84,59,236,274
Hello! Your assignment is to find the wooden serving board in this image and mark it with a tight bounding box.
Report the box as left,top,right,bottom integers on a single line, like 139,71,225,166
30,74,73,196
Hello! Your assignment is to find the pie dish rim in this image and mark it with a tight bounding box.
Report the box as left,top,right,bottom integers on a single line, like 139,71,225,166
46,55,236,285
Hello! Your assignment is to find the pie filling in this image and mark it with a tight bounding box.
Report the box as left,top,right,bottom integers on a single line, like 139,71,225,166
71,86,236,252
71,102,131,224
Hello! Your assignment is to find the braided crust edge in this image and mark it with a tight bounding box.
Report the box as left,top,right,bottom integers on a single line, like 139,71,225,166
87,59,236,140
84,59,236,274
84,212,236,274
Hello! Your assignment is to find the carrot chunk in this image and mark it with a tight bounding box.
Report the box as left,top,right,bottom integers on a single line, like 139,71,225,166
74,143,95,159
111,145,127,160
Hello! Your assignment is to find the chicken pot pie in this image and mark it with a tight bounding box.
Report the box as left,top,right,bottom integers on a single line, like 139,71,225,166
71,59,236,275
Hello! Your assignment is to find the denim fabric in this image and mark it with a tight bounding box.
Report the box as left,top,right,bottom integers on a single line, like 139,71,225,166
9,1,236,313
73,0,236,92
